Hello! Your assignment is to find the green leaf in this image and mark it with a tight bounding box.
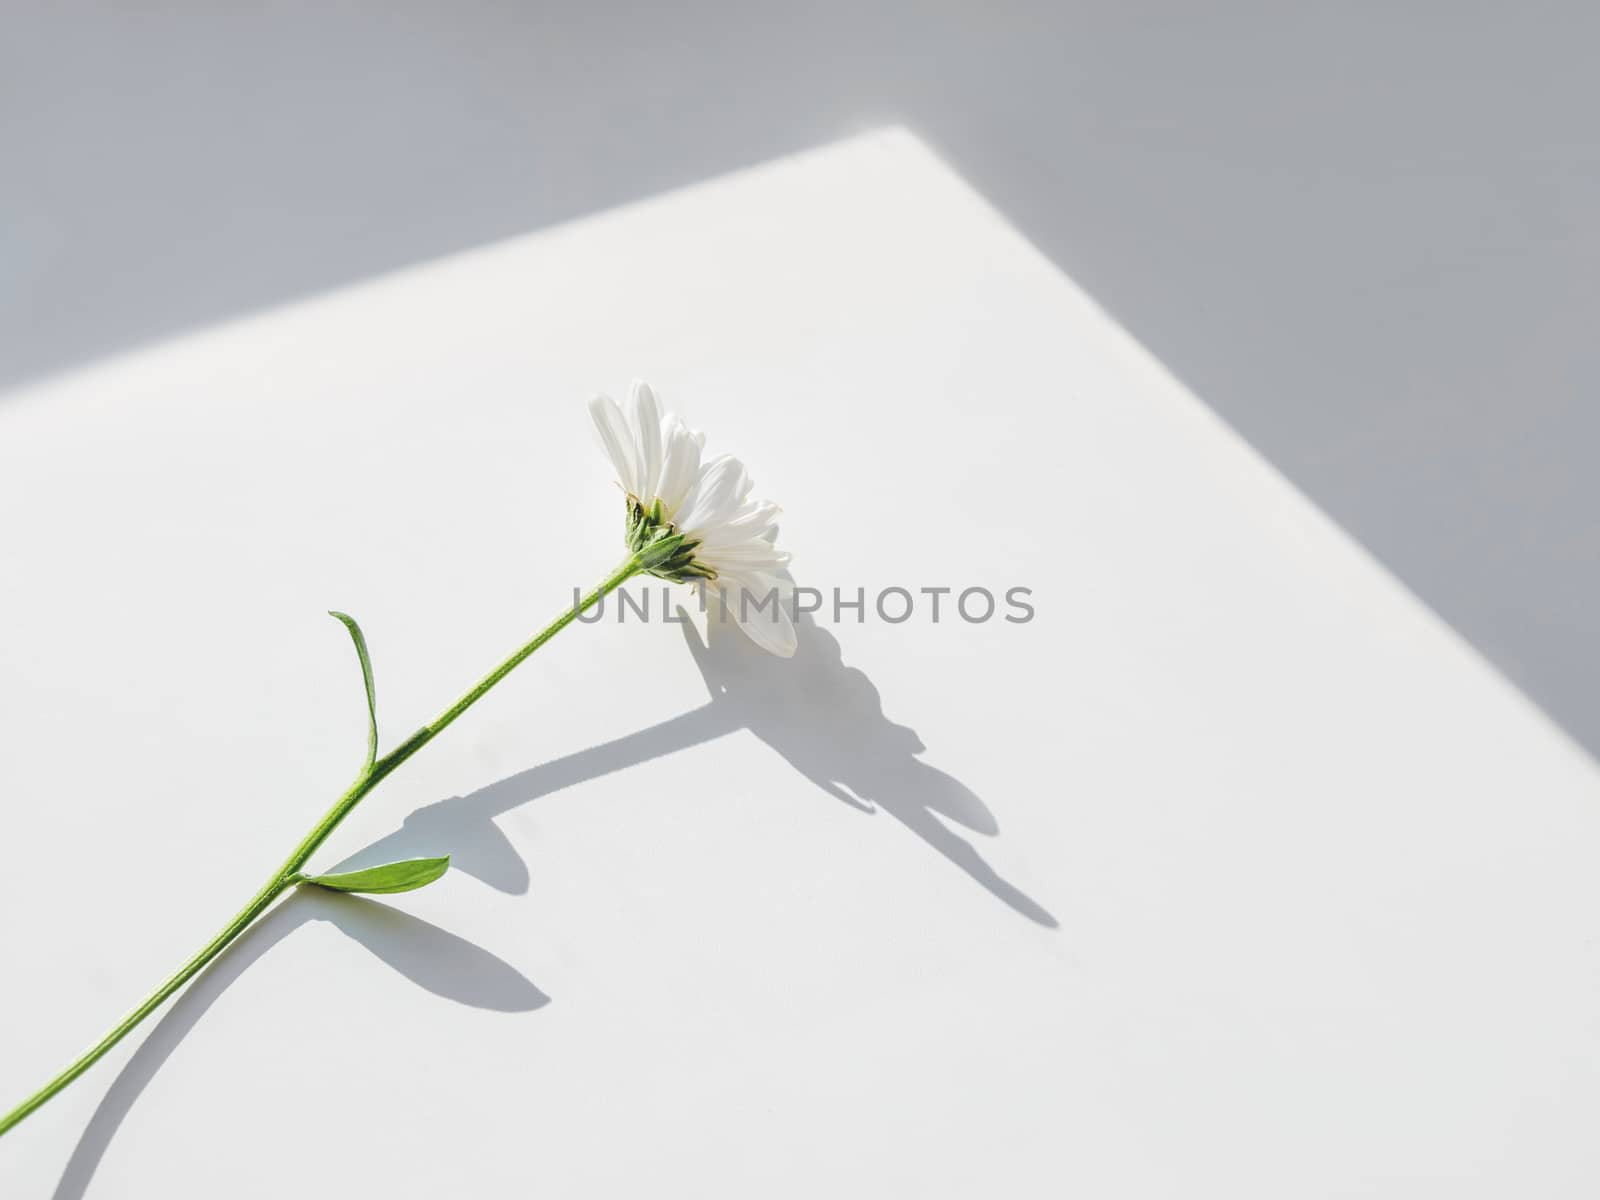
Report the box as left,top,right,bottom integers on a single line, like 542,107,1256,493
328,610,378,772
301,857,450,895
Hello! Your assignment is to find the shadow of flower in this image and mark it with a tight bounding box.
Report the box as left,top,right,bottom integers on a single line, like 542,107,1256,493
338,603,1057,925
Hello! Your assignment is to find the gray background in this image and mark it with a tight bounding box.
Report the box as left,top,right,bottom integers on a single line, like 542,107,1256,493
3,2,1596,754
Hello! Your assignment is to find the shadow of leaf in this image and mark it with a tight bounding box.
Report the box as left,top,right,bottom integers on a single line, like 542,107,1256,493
52,889,545,1200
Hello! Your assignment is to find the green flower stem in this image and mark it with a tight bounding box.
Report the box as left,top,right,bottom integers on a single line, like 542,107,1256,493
0,555,644,1140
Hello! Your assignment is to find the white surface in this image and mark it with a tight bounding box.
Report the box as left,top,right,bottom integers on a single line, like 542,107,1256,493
2,130,1598,1197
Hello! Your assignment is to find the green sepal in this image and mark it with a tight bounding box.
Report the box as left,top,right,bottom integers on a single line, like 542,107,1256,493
328,610,379,772
300,857,450,895
623,496,712,582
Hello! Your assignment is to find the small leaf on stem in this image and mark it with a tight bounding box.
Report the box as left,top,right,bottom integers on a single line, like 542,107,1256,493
328,610,379,772
302,857,450,895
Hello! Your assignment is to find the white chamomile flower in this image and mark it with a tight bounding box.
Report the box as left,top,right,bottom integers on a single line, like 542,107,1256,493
1,377,817,1138
588,379,796,657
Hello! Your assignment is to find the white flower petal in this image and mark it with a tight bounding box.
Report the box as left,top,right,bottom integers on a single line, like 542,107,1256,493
702,541,790,568
587,394,637,495
693,502,781,551
676,454,749,535
628,379,664,503
655,415,702,519
719,570,797,658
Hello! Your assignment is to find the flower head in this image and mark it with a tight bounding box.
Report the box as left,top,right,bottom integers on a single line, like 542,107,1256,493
588,380,796,657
